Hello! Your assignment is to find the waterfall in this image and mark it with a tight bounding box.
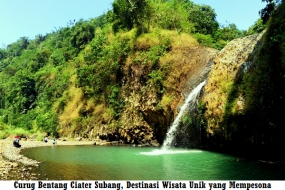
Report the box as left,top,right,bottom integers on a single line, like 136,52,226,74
162,81,206,149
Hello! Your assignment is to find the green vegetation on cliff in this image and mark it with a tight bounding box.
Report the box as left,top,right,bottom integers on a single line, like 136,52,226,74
0,0,231,140
238,1,285,159
0,0,281,159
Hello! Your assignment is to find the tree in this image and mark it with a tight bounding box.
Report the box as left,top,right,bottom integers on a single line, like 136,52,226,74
70,20,95,51
0,48,7,60
19,37,29,50
188,4,219,35
215,23,243,41
148,0,195,33
34,34,45,45
247,18,266,35
5,73,37,113
260,0,281,23
112,0,150,32
6,37,29,57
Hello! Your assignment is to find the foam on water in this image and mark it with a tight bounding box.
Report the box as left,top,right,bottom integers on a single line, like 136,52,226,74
140,149,202,156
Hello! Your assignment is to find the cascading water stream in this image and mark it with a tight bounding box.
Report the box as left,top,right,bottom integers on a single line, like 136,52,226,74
161,81,206,150
140,81,206,155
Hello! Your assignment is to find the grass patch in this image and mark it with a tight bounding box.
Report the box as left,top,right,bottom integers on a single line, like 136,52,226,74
0,131,6,139
167,32,198,49
58,87,84,127
135,32,160,50
160,94,174,110
5,127,32,137
102,108,115,123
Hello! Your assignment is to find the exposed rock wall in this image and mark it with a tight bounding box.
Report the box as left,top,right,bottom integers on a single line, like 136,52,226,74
94,46,217,146
202,32,264,135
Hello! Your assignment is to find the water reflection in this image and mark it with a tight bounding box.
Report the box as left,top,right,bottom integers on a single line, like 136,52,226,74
23,146,285,180
140,149,202,155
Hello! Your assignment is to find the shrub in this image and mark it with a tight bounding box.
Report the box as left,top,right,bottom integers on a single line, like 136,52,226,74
5,127,31,137
193,33,214,47
0,131,6,139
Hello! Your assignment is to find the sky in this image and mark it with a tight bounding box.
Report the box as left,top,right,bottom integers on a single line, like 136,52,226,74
0,0,267,47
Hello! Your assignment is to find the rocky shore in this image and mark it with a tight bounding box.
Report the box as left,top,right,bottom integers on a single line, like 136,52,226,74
0,137,96,180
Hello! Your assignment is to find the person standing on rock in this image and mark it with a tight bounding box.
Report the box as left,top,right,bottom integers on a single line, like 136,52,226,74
13,135,21,148
44,136,48,143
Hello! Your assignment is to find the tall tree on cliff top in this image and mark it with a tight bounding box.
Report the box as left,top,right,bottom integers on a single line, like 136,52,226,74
188,4,219,35
260,0,282,23
112,0,150,32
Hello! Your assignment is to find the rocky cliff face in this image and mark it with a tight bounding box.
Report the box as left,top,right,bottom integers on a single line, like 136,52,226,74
91,2,285,160
202,32,264,136
74,31,266,149
96,46,217,146
72,29,270,150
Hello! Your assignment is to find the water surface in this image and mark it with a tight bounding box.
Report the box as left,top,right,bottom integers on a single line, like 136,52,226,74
22,145,285,180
